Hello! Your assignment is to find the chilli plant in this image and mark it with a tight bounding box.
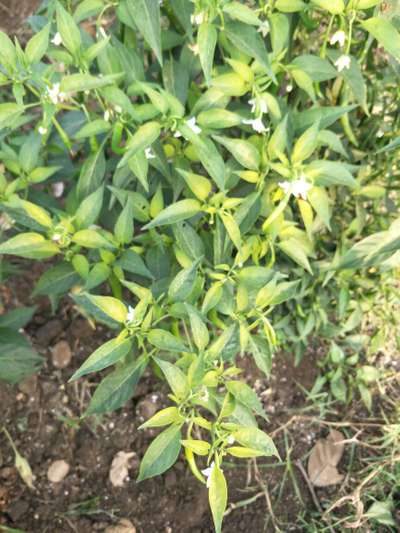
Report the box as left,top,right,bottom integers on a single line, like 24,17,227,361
0,0,399,531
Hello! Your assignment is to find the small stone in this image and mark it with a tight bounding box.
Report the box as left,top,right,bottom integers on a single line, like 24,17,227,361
136,397,158,420
109,451,136,487
104,518,136,533
36,319,63,345
51,341,72,369
69,317,94,339
18,375,38,397
47,460,70,483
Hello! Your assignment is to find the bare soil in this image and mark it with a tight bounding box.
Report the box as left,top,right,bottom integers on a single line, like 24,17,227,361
0,0,41,34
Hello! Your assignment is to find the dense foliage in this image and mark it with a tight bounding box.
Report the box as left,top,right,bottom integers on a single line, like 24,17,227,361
0,0,399,530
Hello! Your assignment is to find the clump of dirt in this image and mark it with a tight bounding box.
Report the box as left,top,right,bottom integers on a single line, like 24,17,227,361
0,0,41,34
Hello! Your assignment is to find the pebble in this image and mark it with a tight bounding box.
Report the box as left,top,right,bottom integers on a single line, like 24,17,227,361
104,518,136,533
69,317,94,339
36,319,63,345
136,396,158,420
51,340,72,368
47,460,70,483
18,375,38,397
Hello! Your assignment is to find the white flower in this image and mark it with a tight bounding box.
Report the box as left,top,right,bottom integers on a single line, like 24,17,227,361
258,20,270,38
175,117,201,138
127,305,135,323
242,117,267,133
286,84,293,93
52,182,64,198
186,116,202,134
330,30,346,48
279,177,312,200
52,233,62,242
114,105,122,114
248,98,268,115
335,54,351,72
145,147,155,159
227,436,235,445
47,83,66,105
104,110,110,122
51,32,62,46
38,126,47,135
201,462,215,488
190,12,205,25
248,98,257,114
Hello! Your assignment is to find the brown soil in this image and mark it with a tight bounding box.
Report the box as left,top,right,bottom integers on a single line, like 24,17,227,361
0,261,332,533
0,0,41,34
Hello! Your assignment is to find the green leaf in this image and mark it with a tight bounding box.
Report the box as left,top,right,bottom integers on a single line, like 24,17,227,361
213,135,260,170
362,18,400,63
74,0,104,22
173,222,205,261
292,121,319,164
223,1,261,24
249,336,272,377
116,249,154,279
25,23,50,64
114,201,134,245
0,30,17,72
207,323,239,361
77,145,106,200
139,406,182,429
308,187,331,229
75,119,111,139
60,73,122,93
179,125,226,190
154,357,188,398
33,262,80,297
306,160,357,188
293,105,357,132
0,104,26,131
0,328,43,384
126,0,163,65
85,355,147,415
169,261,199,301
292,55,336,82
278,239,313,274
169,0,193,36
75,186,104,228
143,199,202,229
0,233,59,260
82,294,127,323
209,463,227,533
226,380,267,420
137,424,182,481
70,337,132,380
186,305,209,351
148,329,188,353
0,307,36,330
224,21,273,79
232,427,279,457
118,121,161,168
198,22,217,85
72,229,116,250
275,0,306,12
219,211,241,250
311,0,344,14
56,2,82,56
